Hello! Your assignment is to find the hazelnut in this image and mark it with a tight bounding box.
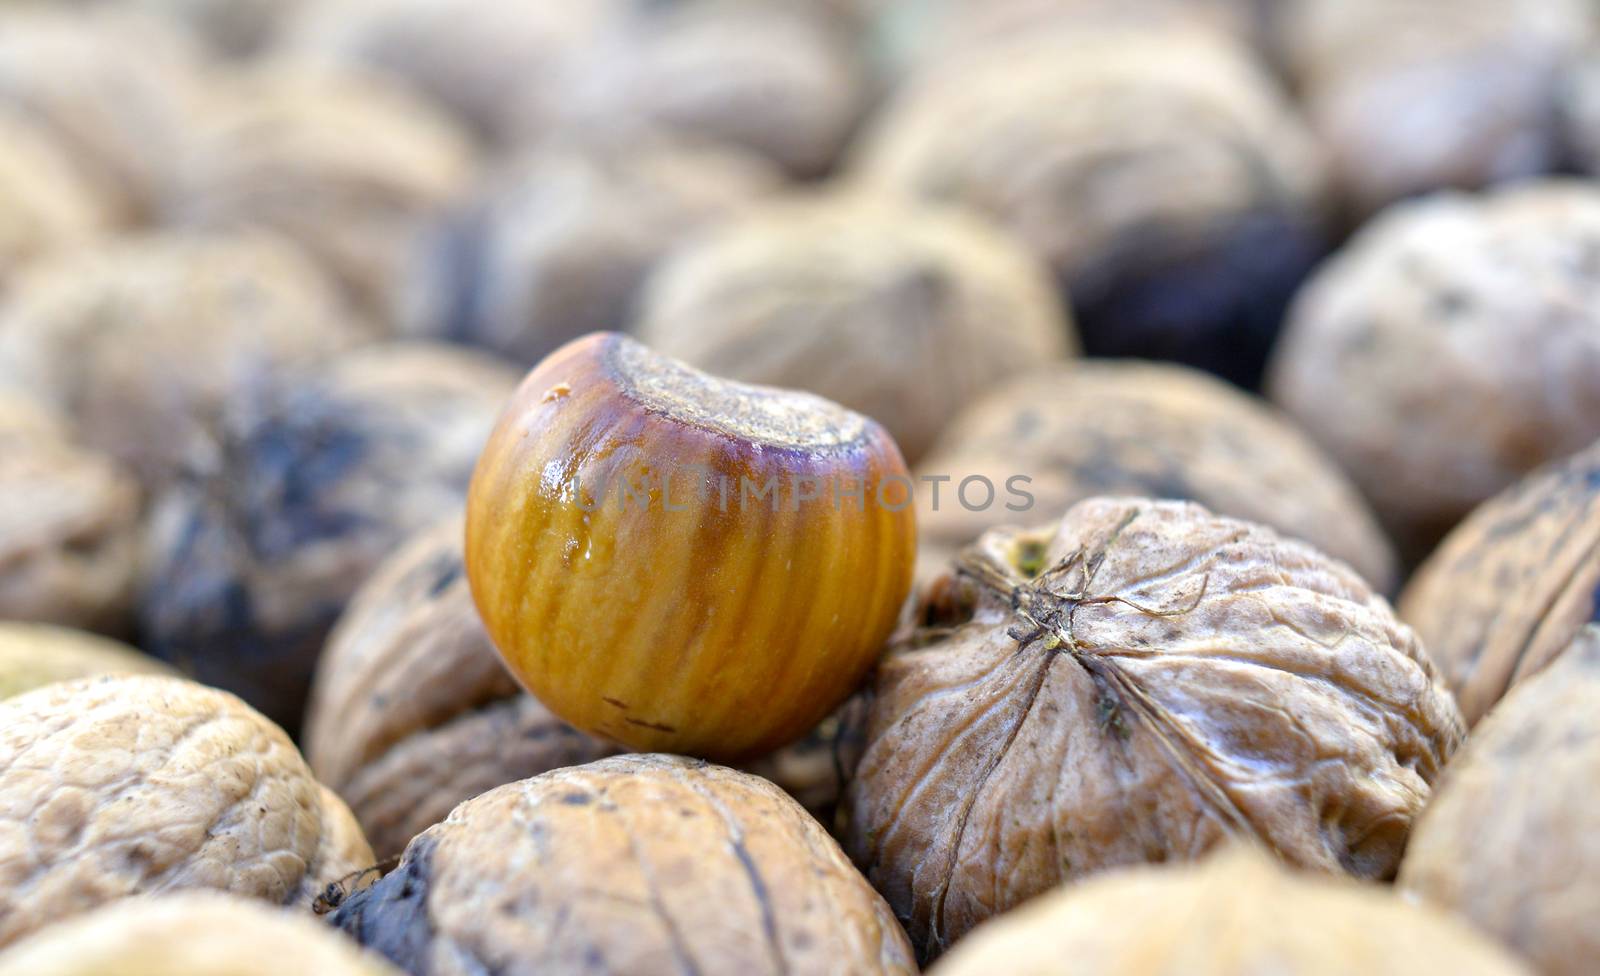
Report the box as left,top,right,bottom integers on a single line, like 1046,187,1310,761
0,675,372,948
846,497,1464,959
1267,181,1600,562
914,360,1397,593
0,112,108,293
0,230,363,491
331,755,917,975
139,342,520,730
466,334,916,760
1399,625,1600,976
402,140,778,366
931,846,1530,976
853,25,1328,388
0,893,400,976
635,191,1075,464
0,623,170,701
1397,439,1600,726
0,396,141,635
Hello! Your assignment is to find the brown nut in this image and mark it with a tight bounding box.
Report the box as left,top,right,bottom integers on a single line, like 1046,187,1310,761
0,112,108,293
846,497,1465,960
0,892,400,976
1397,440,1600,726
171,61,475,321
331,754,916,975
1268,181,1600,563
0,230,363,491
0,674,373,948
931,845,1530,976
635,192,1075,463
138,342,520,731
305,515,619,859
0,623,170,701
913,359,1398,593
1399,625,1600,976
402,140,778,366
854,25,1328,388
0,396,141,635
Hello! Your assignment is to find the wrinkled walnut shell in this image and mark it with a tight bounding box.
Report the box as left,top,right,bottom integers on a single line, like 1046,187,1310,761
138,342,520,731
1398,439,1600,726
0,623,170,701
0,675,372,949
932,846,1530,976
846,497,1464,959
332,755,916,975
914,359,1397,592
1399,625,1600,976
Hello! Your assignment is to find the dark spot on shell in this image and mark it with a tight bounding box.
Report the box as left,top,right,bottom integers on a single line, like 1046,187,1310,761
427,558,463,598
624,716,678,733
332,837,439,967
559,792,592,805
602,696,629,710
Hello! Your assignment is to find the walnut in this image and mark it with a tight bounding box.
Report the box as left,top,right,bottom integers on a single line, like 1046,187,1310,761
0,675,372,948
845,497,1464,960
0,893,399,975
0,112,107,294
853,25,1328,388
636,192,1075,463
0,396,141,635
1399,625,1600,976
137,342,520,731
401,140,778,367
1397,440,1600,726
1267,181,1600,562
0,230,363,491
913,359,1397,593
0,623,170,701
931,846,1530,975
331,755,916,975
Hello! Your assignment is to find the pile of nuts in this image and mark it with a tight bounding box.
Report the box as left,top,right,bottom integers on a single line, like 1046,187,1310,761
0,2,1597,974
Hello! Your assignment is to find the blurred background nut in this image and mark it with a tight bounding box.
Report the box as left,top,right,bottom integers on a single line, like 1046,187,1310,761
1268,181,1600,563
119,0,312,58
0,674,372,948
1562,47,1600,174
913,360,1397,592
0,623,169,701
1280,0,1591,217
854,25,1328,388
0,396,140,635
0,113,109,295
0,893,400,976
0,231,363,492
848,498,1464,959
636,192,1074,463
931,846,1531,976
332,755,917,976
169,61,476,324
402,140,779,367
1399,625,1600,976
138,343,519,731
1398,440,1600,726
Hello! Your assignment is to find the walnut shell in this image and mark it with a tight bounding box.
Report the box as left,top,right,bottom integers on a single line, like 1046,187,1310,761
931,846,1530,976
846,497,1465,959
853,25,1328,388
0,623,170,701
0,230,363,491
332,755,916,975
1397,439,1600,726
0,396,141,634
914,360,1397,593
1267,181,1600,562
636,192,1075,463
1280,0,1590,215
0,112,108,293
1399,625,1600,976
306,515,619,859
171,61,476,322
402,140,778,366
0,892,399,976
138,342,520,730
0,674,373,948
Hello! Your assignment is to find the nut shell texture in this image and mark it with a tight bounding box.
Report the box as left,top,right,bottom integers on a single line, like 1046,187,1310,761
0,623,169,701
931,847,1530,976
1399,626,1600,976
846,497,1464,958
0,112,107,292
332,754,916,975
0,675,373,948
